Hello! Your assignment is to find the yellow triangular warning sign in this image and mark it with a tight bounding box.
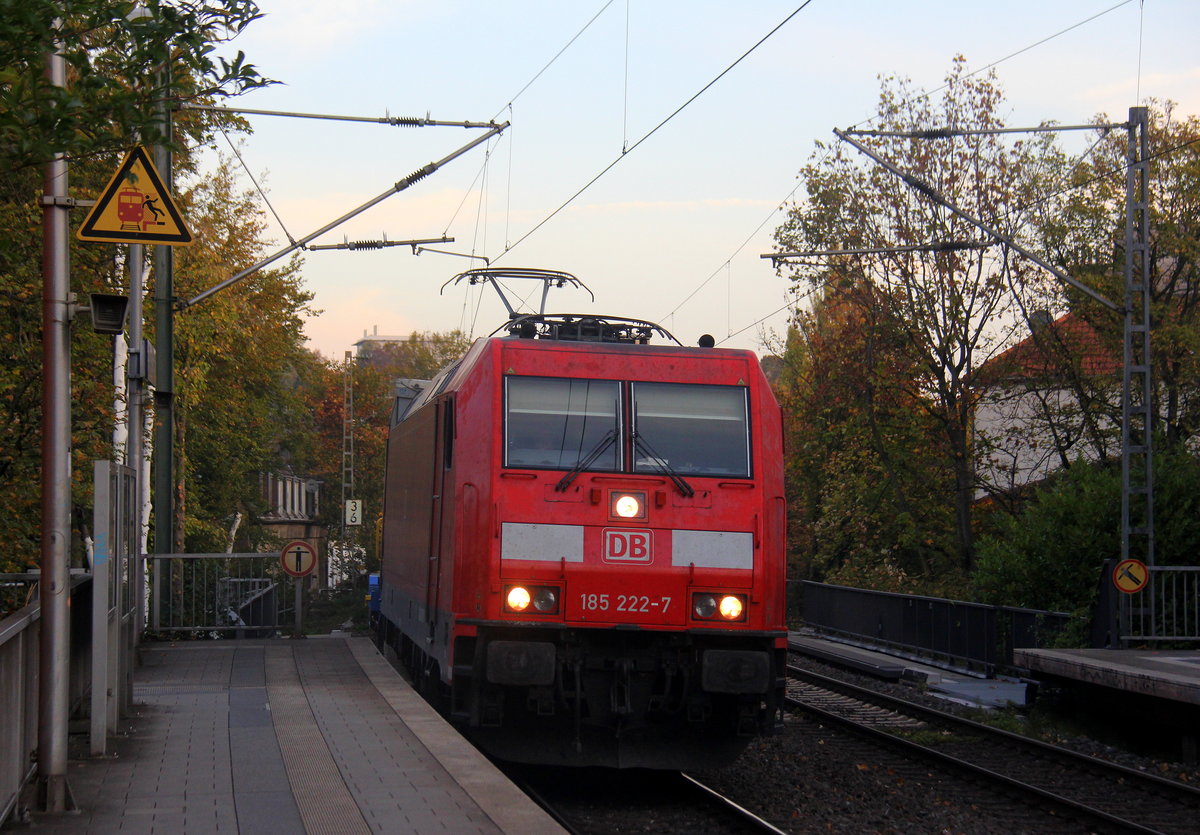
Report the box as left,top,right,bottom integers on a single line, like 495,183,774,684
77,146,194,246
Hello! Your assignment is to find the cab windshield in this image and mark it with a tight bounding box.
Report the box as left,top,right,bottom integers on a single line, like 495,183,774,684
504,377,620,470
632,382,750,478
504,376,751,478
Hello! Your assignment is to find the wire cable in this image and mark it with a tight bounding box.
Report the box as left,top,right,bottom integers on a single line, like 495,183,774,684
708,0,1140,347
220,126,297,245
660,177,806,322
1135,0,1145,104
922,0,1136,115
622,0,631,153
498,2,814,260
490,0,616,123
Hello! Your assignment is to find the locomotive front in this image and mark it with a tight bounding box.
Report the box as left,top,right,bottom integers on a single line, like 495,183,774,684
435,316,787,768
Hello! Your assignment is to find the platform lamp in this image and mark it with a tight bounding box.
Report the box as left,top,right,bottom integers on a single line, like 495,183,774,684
86,292,131,335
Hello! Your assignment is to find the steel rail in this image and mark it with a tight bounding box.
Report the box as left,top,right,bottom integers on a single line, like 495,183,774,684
786,664,1199,834
680,773,789,834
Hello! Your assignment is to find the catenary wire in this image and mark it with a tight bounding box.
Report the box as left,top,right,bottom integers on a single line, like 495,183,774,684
660,178,806,323
1135,0,1144,104
490,1,616,123
622,0,631,153
749,135,1200,349
495,2,815,261
699,0,1141,345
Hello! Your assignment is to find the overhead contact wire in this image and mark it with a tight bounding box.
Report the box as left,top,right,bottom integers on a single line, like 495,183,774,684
715,0,1139,344
500,1,815,259
491,0,616,122
662,177,805,321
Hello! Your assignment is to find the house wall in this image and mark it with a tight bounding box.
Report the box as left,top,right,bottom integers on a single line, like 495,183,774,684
973,384,1114,498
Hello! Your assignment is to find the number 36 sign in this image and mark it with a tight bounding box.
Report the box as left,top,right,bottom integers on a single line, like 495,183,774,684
345,499,363,527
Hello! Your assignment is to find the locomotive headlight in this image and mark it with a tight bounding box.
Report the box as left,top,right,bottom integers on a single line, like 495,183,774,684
533,587,559,613
506,586,532,612
504,584,560,615
691,592,747,622
610,491,646,520
718,595,744,620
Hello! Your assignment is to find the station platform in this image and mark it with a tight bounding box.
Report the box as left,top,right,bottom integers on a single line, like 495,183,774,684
1014,647,1200,706
791,631,1200,715
13,637,564,835
789,632,1032,708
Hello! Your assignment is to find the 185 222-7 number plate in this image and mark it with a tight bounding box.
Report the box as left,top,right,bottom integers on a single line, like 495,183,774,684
570,590,679,624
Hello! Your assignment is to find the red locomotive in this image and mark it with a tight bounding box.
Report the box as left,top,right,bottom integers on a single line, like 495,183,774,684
376,270,787,768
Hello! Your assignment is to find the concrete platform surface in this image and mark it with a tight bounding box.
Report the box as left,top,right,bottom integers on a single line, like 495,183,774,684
11,637,564,835
1014,647,1200,706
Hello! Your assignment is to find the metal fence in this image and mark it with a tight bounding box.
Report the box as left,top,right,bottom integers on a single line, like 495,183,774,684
1121,566,1200,642
796,580,1073,675
0,576,92,827
148,554,294,636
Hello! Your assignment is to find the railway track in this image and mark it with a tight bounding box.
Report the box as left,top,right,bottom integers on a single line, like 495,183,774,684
506,765,786,834
786,662,1200,834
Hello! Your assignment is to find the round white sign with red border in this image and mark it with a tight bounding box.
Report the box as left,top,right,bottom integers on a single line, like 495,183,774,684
280,540,317,578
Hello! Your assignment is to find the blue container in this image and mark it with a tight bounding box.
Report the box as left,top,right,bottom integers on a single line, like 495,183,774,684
367,572,381,615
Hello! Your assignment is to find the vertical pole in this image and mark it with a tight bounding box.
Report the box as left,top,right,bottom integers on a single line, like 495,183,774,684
38,28,74,813
339,351,355,587
294,578,303,636
152,74,174,629
1121,105,1154,572
128,244,146,639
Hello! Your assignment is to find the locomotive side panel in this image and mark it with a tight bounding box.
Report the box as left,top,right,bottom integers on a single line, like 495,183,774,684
379,402,437,649
440,345,501,632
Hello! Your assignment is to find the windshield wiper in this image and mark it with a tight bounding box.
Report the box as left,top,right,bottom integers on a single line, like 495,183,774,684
555,429,616,492
632,432,694,498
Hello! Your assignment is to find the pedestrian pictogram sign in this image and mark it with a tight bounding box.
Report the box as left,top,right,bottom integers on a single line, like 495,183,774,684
281,540,317,578
77,146,194,245
1113,558,1149,594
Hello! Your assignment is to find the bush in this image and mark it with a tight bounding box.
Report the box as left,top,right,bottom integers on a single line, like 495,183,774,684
973,446,1200,615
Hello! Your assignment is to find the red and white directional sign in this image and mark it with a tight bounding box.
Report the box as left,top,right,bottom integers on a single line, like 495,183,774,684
280,540,317,578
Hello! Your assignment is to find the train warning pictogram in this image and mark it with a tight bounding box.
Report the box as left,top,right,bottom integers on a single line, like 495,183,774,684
1112,558,1149,594
77,146,193,245
280,540,317,578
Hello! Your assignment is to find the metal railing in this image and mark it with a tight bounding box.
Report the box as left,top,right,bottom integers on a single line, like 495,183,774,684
148,554,294,636
796,580,1073,675
1121,566,1200,642
0,577,92,827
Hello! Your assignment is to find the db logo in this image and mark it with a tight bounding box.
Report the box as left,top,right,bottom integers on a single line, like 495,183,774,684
603,529,653,564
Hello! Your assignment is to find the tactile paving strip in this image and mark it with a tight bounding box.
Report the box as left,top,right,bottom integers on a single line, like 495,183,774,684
265,645,372,835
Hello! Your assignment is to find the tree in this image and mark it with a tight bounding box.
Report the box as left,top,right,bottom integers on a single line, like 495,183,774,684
775,57,1060,572
302,331,471,574
0,159,121,571
167,154,318,554
974,446,1200,619
1,0,271,171
0,3,273,572
774,276,958,594
1044,101,1200,450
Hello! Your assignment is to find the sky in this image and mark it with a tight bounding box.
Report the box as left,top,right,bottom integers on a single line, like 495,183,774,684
199,0,1200,360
